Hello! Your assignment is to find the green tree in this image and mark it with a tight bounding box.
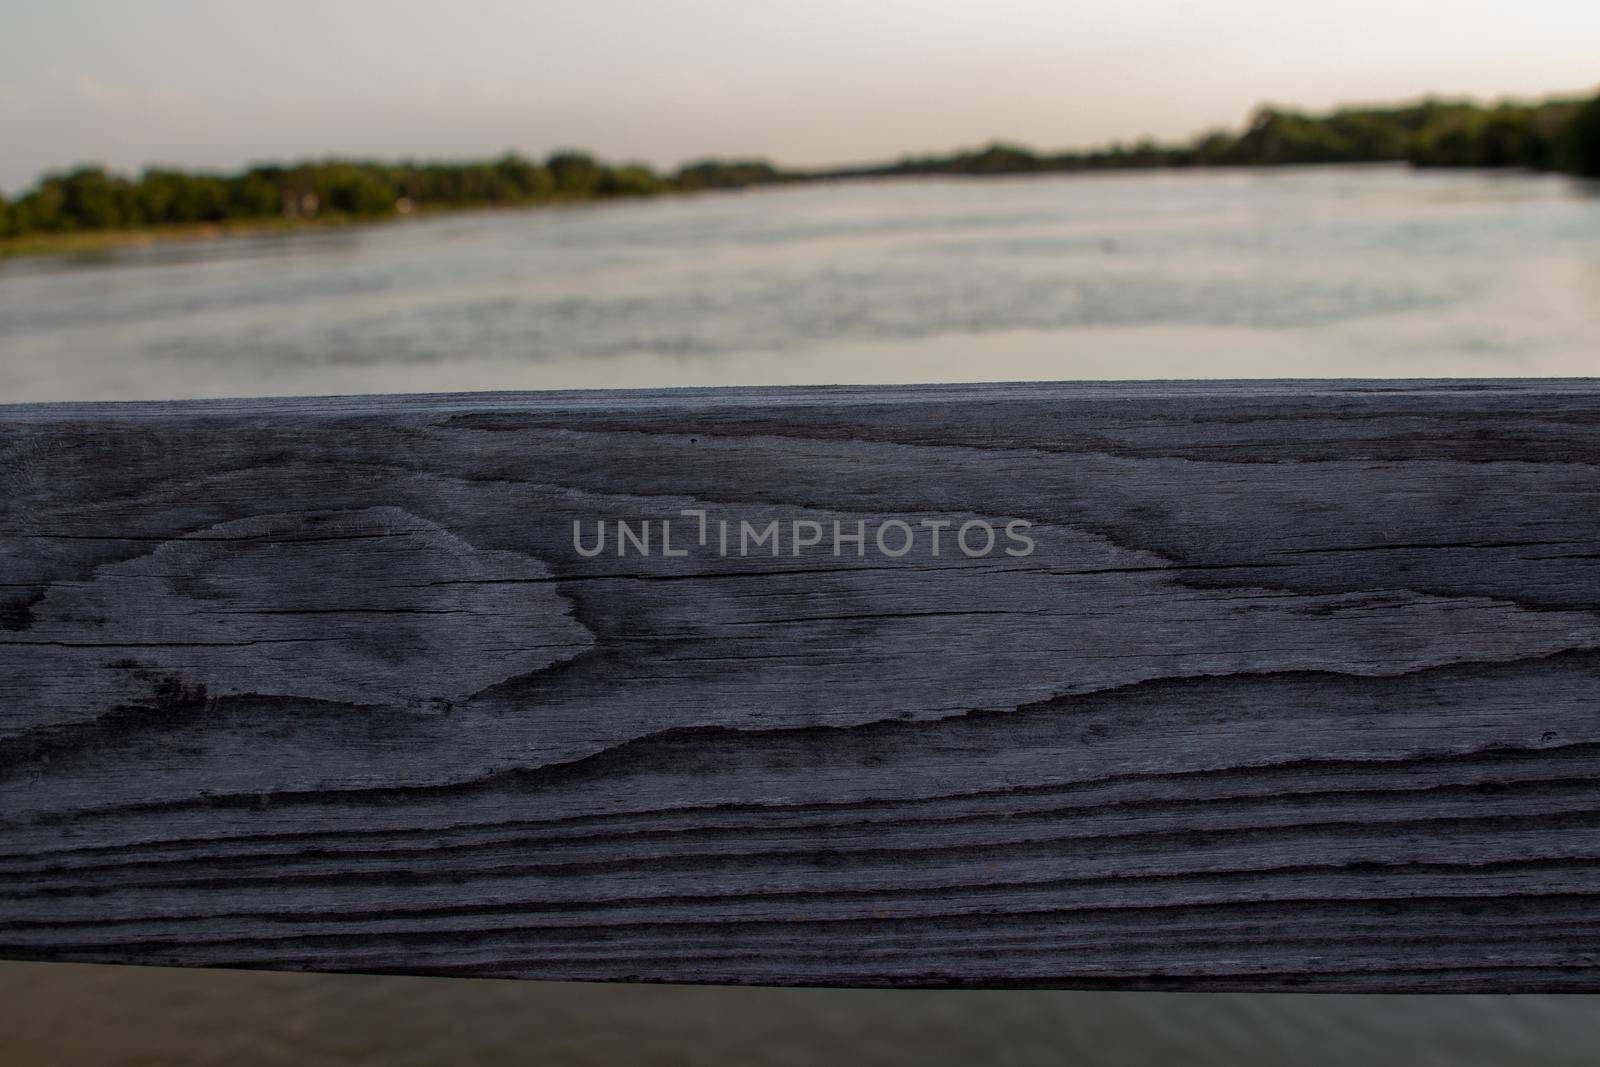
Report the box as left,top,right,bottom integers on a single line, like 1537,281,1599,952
136,169,183,223
1327,112,1408,160
494,153,556,200
58,167,133,229
324,164,396,216
15,177,68,232
1192,130,1240,165
674,160,782,189
1555,92,1600,177
229,171,283,218
597,164,662,197
547,151,602,196
1409,108,1485,166
954,143,1038,173
1479,107,1534,166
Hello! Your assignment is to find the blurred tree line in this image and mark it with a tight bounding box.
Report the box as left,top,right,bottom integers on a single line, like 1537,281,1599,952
2,93,1597,241
0,153,786,238
873,94,1600,177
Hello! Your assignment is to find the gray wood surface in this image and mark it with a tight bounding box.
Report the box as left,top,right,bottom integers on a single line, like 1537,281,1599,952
1,379,1598,990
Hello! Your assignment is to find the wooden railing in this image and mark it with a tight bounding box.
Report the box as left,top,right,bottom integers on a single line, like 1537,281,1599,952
2,380,1597,990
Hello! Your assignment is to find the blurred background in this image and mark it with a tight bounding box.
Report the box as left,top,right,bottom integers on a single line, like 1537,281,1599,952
2,1,1598,1062
2,1,1598,401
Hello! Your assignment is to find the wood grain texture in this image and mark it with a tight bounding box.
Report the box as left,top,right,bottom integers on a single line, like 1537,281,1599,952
1,379,1598,991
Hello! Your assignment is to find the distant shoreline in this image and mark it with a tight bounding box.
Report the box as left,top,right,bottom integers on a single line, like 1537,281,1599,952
0,195,670,260
4,90,1597,261
0,160,1582,264
0,216,325,260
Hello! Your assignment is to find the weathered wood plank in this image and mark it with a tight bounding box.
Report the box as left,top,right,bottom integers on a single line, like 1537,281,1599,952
1,379,1598,990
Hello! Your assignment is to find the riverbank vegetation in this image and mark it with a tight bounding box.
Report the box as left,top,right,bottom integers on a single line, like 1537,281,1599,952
869,95,1599,175
2,91,1596,253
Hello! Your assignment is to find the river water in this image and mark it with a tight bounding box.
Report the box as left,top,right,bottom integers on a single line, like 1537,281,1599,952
1,165,1598,1064
1,164,1596,402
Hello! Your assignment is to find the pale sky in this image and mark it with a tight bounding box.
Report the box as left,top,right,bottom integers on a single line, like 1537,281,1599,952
2,0,1597,192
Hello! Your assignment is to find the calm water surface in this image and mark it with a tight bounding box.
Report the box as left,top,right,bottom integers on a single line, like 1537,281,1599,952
3,166,1599,1064
1,164,1596,401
